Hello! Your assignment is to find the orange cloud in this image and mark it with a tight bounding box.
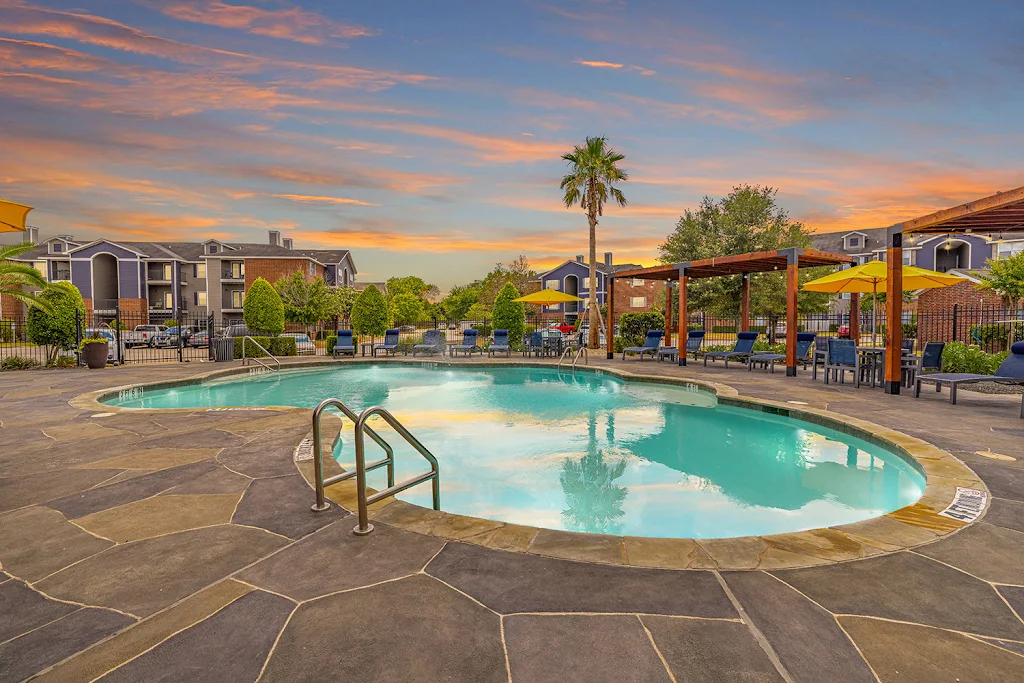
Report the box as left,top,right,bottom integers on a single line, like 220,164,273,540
575,59,655,76
270,194,379,207
671,59,803,85
353,121,567,163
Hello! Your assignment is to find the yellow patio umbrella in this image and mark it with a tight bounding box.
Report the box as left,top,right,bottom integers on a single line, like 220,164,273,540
513,289,584,305
0,199,33,233
802,260,966,346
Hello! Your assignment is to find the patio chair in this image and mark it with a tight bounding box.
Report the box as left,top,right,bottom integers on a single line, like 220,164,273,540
413,329,446,356
659,330,705,362
900,341,942,388
489,329,511,357
373,329,401,358
332,329,355,357
747,333,817,374
523,331,546,357
623,330,664,361
914,341,1024,418
901,339,916,354
703,332,759,368
450,329,482,357
823,338,865,387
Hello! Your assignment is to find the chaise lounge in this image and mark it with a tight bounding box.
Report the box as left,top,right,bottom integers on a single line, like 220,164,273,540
450,329,483,357
489,329,511,357
332,329,355,358
373,329,401,357
704,332,759,367
413,329,446,356
747,332,816,373
623,330,664,361
914,341,1024,418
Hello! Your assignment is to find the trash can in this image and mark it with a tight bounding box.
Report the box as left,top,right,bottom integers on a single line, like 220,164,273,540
213,337,235,362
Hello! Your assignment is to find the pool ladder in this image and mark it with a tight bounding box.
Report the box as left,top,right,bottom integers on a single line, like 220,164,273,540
310,398,440,536
241,336,280,372
556,345,588,370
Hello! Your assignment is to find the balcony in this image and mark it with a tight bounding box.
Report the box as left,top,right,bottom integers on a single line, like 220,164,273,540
52,270,71,281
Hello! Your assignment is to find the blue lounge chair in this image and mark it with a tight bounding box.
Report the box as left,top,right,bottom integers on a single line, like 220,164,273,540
915,341,1024,417
902,341,943,387
450,329,482,357
413,329,445,356
489,329,511,357
333,329,355,357
373,329,400,357
823,338,867,387
523,331,546,357
685,330,706,359
704,332,758,367
747,332,816,373
623,330,664,361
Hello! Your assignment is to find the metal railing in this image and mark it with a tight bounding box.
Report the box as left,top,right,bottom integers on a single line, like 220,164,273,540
309,399,440,537
241,336,280,371
556,345,588,370
556,346,574,369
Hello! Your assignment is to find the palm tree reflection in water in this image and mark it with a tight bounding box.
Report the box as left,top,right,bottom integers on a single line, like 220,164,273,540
559,410,628,534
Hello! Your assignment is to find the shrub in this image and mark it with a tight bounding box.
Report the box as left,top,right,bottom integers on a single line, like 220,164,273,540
711,325,737,334
26,282,85,362
492,282,526,350
471,323,493,337
243,277,285,336
613,336,626,353
0,320,14,343
970,323,1007,345
1,356,40,371
47,355,77,369
233,336,298,358
351,285,389,337
326,335,338,355
618,312,665,347
941,342,1007,375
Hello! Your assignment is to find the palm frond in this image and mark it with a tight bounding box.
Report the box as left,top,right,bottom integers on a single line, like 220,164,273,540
0,242,38,261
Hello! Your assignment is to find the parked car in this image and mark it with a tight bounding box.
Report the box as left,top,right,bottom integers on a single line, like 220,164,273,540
281,332,316,355
164,325,200,346
83,328,126,364
220,324,251,338
122,325,168,348
189,330,209,348
398,325,417,332
547,321,575,334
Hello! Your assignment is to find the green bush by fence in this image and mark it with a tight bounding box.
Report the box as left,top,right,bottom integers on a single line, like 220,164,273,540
233,336,299,359
618,312,665,347
941,342,1009,375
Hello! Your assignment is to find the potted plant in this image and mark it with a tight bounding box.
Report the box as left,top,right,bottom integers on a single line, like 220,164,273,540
80,333,109,369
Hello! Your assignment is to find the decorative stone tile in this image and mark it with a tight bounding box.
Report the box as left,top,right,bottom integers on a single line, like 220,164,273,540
0,578,77,643
981,497,1024,533
37,526,287,618
369,499,444,533
697,537,768,569
232,474,345,539
260,575,506,683
76,494,241,543
762,528,885,563
160,466,251,495
427,542,736,618
74,448,221,471
623,537,701,569
427,512,504,541
41,422,130,443
505,614,672,682
529,529,625,564
0,468,123,513
484,523,539,552
995,585,1024,621
217,433,308,479
0,506,113,582
834,515,941,549
914,523,1024,585
886,503,967,533
839,615,1024,683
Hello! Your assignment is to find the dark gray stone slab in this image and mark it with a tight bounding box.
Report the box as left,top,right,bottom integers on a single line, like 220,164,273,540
37,526,287,617
232,474,345,539
216,432,305,479
969,463,1024,502
722,571,875,683
239,519,442,601
46,460,218,519
914,523,1024,584
427,541,735,617
979,637,1024,656
643,616,785,683
996,585,1024,620
159,465,251,495
137,429,246,450
773,552,1024,640
505,614,671,682
839,615,1024,683
0,608,133,683
96,590,293,683
0,468,123,513
260,574,506,683
0,578,77,643
983,497,1024,533
0,506,113,582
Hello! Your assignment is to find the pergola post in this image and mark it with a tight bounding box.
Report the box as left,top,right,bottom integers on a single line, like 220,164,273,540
786,251,799,376
677,269,689,366
740,273,750,331
664,281,673,346
884,226,904,394
849,293,860,342
606,275,615,360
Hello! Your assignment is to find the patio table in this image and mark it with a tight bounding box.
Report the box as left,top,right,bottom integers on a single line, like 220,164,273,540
360,341,374,357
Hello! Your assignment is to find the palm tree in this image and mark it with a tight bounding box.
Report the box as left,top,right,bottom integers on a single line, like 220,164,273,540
560,136,628,349
0,242,51,312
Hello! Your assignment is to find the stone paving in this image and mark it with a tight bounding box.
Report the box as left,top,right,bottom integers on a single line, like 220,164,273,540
0,356,1023,682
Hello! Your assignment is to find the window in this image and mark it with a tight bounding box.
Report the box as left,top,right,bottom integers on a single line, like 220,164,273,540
162,264,172,280
545,279,560,290
209,245,218,254
163,292,173,309
231,262,244,278
582,277,590,289
997,241,1024,259
630,296,647,308
195,291,207,306
902,251,913,266
631,278,644,286
52,242,63,253
847,236,860,248
231,290,244,308
195,263,206,278
309,261,315,276
547,304,561,311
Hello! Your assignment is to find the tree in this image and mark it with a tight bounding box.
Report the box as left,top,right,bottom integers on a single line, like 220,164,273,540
26,281,84,362
978,252,1024,306
391,291,425,324
243,277,285,336
658,184,833,315
560,137,628,349
273,271,332,334
477,256,536,307
492,282,526,349
1,242,52,312
350,284,389,337
440,284,483,320
329,285,358,321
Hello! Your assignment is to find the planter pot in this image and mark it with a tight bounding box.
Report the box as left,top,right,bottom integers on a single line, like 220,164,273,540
83,342,109,369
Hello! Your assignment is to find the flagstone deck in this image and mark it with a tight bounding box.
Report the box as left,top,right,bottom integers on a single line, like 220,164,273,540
1,356,1022,682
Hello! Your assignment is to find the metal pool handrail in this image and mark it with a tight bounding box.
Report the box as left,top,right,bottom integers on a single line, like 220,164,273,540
572,346,588,368
241,336,280,372
556,346,574,368
310,398,395,512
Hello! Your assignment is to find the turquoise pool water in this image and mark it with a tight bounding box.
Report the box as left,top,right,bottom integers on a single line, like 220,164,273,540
107,365,925,539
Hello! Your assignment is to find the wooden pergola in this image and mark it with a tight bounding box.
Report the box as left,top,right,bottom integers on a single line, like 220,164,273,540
880,185,1024,394
609,248,854,376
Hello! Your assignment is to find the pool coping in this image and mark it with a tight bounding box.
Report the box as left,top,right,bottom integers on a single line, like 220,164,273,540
69,357,987,571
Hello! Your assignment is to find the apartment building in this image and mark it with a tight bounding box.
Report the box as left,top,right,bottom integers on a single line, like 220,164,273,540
530,252,649,321
2,228,356,323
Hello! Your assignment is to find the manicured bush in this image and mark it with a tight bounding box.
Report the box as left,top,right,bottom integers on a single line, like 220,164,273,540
471,323,493,338
941,342,1008,375
26,281,85,362
47,356,76,369
618,312,665,347
233,336,298,359
326,335,338,355
243,277,285,336
711,325,737,334
492,282,526,350
351,285,389,338
1,356,40,371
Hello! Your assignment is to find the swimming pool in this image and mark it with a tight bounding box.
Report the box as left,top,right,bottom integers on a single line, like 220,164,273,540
106,364,925,539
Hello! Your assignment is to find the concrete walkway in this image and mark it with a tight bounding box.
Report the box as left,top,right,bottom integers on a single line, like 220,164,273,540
1,356,1022,682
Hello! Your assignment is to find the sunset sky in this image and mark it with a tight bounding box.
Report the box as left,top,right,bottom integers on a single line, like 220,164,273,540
1,0,1021,288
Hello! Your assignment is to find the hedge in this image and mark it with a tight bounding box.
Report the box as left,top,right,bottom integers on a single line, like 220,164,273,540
618,312,665,347
233,336,298,359
243,277,285,336
941,342,1009,375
